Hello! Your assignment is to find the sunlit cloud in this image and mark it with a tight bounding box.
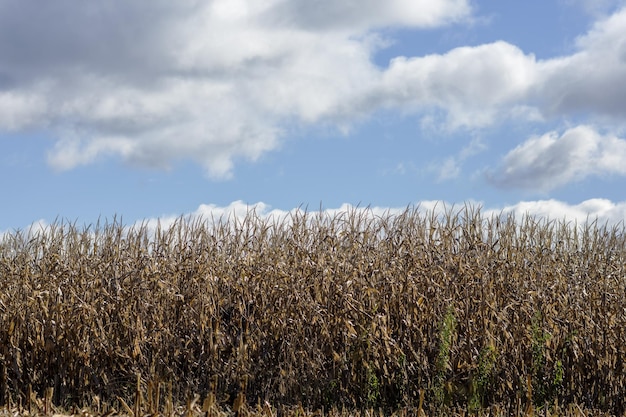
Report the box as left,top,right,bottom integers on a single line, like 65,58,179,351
488,125,626,191
1,1,626,192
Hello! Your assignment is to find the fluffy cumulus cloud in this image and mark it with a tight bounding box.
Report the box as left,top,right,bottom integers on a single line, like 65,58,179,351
2,1,626,183
488,125,626,191
373,5,626,128
0,0,472,178
536,7,626,119
479,4,626,193
492,198,626,226
376,41,539,128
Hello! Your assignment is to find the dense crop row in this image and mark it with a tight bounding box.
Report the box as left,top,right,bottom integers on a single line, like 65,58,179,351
0,206,625,415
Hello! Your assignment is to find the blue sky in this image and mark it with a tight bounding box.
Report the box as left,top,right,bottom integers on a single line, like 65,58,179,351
2,0,626,231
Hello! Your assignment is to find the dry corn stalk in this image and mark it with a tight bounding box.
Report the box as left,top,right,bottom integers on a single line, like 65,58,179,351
0,206,624,414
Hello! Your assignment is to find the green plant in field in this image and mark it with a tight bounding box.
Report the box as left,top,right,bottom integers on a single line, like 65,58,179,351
364,365,380,408
468,344,497,413
434,307,456,406
530,310,547,406
553,359,564,390
530,310,566,408
391,352,408,406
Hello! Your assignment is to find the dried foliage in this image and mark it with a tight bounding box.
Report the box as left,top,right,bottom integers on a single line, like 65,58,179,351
0,205,625,415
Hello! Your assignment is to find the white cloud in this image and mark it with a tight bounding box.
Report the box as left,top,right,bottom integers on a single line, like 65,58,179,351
193,200,288,222
491,198,626,226
0,218,49,242
0,89,47,130
2,1,626,184
138,200,290,233
6,199,625,241
155,198,626,231
373,5,626,129
488,125,626,191
0,0,472,179
537,7,626,119
376,41,539,128
266,0,471,31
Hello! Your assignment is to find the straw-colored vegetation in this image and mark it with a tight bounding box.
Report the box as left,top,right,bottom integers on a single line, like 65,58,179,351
0,205,624,416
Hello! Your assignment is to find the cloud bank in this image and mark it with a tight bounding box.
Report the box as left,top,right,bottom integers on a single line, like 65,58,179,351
0,0,471,178
1,1,626,187
149,198,626,230
4,199,625,241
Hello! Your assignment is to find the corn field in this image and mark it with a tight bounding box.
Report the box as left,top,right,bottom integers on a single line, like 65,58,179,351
0,205,625,416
